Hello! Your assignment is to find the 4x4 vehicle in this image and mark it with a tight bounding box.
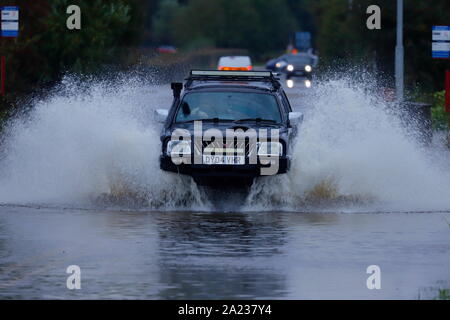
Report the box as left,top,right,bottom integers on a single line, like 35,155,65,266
156,70,303,186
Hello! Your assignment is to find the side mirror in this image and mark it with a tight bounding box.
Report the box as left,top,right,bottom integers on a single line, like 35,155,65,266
154,109,169,123
288,112,304,126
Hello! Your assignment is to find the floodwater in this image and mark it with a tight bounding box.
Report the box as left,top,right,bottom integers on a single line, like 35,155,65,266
0,73,450,299
0,205,449,299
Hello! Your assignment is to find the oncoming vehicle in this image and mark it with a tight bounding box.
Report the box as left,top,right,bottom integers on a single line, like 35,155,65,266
266,52,317,79
218,56,253,71
155,70,303,187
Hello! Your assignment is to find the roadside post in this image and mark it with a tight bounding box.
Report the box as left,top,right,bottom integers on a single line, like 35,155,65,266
432,26,450,139
446,71,450,114
395,0,404,102
1,56,5,97
446,70,450,141
0,6,19,97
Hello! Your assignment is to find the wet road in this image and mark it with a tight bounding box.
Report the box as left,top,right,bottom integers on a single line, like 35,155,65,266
1,76,450,300
0,205,449,299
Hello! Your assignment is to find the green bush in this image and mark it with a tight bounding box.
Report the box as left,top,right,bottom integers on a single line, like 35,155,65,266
431,91,449,131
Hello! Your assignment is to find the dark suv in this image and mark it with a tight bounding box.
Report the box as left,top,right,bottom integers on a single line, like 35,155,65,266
156,70,303,186
266,53,317,79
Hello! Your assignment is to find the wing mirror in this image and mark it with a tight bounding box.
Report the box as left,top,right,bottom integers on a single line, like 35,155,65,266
154,109,169,123
288,112,304,126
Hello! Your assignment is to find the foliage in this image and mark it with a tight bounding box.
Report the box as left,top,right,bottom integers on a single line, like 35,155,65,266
437,289,450,300
41,0,132,76
152,0,181,44
0,0,148,99
3,0,450,104
308,0,450,91
431,91,449,131
169,0,297,58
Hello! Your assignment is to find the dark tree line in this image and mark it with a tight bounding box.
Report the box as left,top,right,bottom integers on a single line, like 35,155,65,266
2,0,450,105
0,0,149,100
151,0,450,91
309,0,450,92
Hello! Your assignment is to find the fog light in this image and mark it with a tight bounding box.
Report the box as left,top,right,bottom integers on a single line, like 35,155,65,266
305,80,312,88
286,79,294,88
166,140,191,156
257,142,283,157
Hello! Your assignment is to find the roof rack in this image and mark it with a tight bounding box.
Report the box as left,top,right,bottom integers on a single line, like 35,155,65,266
185,70,281,90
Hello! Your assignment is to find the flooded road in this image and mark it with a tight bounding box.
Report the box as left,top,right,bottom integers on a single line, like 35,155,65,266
1,75,450,299
0,205,449,299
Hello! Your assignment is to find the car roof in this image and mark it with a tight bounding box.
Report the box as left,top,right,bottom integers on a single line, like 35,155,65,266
184,70,281,92
185,80,276,92
218,56,252,67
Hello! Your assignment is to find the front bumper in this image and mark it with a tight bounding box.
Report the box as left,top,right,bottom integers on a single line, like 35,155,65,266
160,156,290,178
286,70,312,78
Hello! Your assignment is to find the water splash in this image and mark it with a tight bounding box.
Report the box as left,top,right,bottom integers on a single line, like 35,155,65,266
0,75,208,210
1,73,450,212
247,75,450,212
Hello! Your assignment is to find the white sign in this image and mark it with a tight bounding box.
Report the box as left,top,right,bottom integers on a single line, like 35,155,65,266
1,9,19,21
432,26,450,59
433,31,450,41
432,42,450,52
1,21,18,31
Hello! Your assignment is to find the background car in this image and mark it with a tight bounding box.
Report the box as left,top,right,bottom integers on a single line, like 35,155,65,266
266,52,318,79
217,56,253,71
156,45,177,54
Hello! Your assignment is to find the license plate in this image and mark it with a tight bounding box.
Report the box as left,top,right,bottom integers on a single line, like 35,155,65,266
202,155,245,165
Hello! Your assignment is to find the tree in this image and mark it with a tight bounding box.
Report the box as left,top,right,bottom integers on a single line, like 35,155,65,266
170,0,297,56
308,0,450,92
152,0,181,44
41,0,133,75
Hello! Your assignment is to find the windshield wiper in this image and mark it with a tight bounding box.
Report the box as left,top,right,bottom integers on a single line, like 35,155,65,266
234,118,278,123
177,118,234,124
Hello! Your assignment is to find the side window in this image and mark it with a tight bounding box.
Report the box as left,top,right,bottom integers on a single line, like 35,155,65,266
280,91,292,113
166,97,180,127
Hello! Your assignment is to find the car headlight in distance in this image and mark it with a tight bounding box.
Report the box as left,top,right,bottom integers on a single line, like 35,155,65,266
275,61,287,69
287,64,294,72
305,65,312,72
257,142,283,157
304,79,312,88
286,79,294,88
166,140,191,156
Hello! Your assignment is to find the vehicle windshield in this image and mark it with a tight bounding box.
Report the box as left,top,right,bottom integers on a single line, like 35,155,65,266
175,91,282,123
282,54,313,66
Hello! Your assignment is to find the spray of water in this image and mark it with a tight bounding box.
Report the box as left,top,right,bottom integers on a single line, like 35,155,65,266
0,75,208,210
247,74,450,212
1,73,450,212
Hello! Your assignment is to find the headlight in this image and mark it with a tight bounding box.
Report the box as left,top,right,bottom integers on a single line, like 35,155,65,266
275,61,287,69
166,140,191,156
257,142,283,157
304,80,312,88
287,64,294,72
286,79,294,88
305,65,312,72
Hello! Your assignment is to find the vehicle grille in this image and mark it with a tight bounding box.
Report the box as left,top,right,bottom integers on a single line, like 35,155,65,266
194,139,256,157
